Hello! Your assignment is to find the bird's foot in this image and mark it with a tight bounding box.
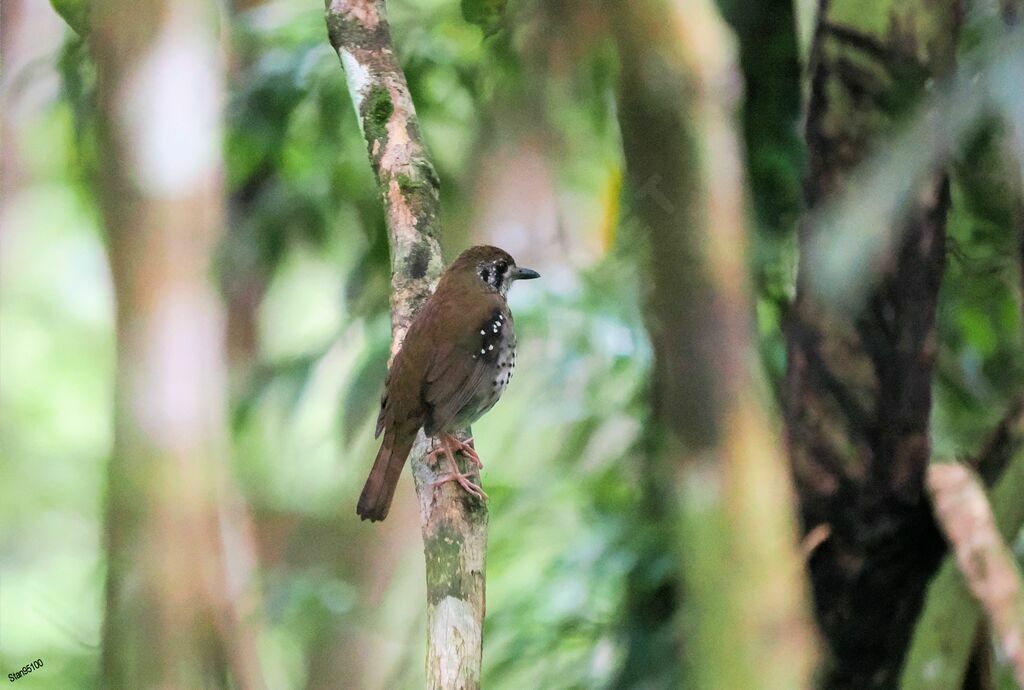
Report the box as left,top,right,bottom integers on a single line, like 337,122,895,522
432,435,487,500
425,442,445,466
445,434,482,468
432,470,488,501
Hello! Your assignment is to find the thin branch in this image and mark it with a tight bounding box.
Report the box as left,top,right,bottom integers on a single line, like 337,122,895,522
971,396,1024,486
324,1,487,688
900,447,1024,689
927,463,1024,687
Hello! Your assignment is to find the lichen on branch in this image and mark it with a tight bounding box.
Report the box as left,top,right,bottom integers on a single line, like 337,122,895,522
324,2,488,688
325,0,444,342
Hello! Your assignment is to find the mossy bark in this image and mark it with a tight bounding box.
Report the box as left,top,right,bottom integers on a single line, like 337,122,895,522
785,0,959,687
325,0,444,342
325,2,487,688
612,1,817,687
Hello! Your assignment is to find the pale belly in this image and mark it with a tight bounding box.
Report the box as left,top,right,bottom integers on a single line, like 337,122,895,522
448,343,516,430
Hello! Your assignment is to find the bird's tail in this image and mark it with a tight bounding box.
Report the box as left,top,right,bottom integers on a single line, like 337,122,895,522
357,430,416,522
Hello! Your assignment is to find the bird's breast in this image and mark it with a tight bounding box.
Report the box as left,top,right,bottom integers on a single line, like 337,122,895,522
489,338,516,400
458,345,514,427
450,310,517,429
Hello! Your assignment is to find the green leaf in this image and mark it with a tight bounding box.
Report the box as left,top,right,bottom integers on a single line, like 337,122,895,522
50,0,90,36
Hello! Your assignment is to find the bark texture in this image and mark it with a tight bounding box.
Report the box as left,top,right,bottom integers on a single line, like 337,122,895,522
91,0,263,687
613,1,817,687
325,2,487,688
786,1,959,686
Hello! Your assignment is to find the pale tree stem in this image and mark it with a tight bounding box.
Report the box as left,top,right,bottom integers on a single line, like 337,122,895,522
927,463,1024,687
91,0,264,686
612,0,817,686
901,445,1024,689
324,1,487,687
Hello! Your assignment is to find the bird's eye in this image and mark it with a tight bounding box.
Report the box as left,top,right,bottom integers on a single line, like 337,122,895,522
495,260,508,274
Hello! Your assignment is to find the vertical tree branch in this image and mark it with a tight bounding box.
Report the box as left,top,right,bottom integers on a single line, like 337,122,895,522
91,0,264,687
612,0,817,686
324,1,487,687
785,1,959,686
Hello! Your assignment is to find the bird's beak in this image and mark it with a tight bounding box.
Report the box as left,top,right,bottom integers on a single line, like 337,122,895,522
513,267,540,280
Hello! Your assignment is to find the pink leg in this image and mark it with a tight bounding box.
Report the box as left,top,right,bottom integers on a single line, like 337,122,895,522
445,434,483,468
431,436,488,500
425,440,444,465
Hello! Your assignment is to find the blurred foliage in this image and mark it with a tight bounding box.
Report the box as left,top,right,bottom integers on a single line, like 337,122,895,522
461,0,506,36
720,0,805,398
933,121,1024,458
3,0,1023,687
49,0,90,37
0,103,110,689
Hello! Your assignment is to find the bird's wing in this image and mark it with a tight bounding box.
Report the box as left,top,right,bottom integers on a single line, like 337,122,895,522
374,369,390,439
421,300,509,436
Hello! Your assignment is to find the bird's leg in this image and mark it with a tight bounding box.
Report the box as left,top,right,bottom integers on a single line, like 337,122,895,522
445,434,482,468
431,435,488,500
425,438,445,465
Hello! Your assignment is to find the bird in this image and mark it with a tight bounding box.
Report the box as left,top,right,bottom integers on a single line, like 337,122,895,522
356,245,540,522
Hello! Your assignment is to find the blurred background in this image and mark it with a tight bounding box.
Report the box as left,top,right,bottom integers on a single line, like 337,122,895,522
2,0,1023,688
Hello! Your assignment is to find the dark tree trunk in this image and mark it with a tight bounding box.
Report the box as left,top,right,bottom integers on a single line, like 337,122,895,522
785,1,960,687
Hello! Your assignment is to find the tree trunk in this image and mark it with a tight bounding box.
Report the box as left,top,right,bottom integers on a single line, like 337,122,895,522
324,1,487,687
91,0,263,687
785,1,960,687
612,0,817,687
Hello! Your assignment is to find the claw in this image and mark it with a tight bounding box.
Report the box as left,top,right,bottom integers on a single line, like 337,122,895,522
431,435,488,500
425,443,444,465
431,471,488,500
448,435,482,468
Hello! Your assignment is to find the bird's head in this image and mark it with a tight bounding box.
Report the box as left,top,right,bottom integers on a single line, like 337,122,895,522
449,245,540,297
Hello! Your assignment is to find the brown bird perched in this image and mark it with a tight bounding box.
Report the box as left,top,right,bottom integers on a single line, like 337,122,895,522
357,245,540,522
